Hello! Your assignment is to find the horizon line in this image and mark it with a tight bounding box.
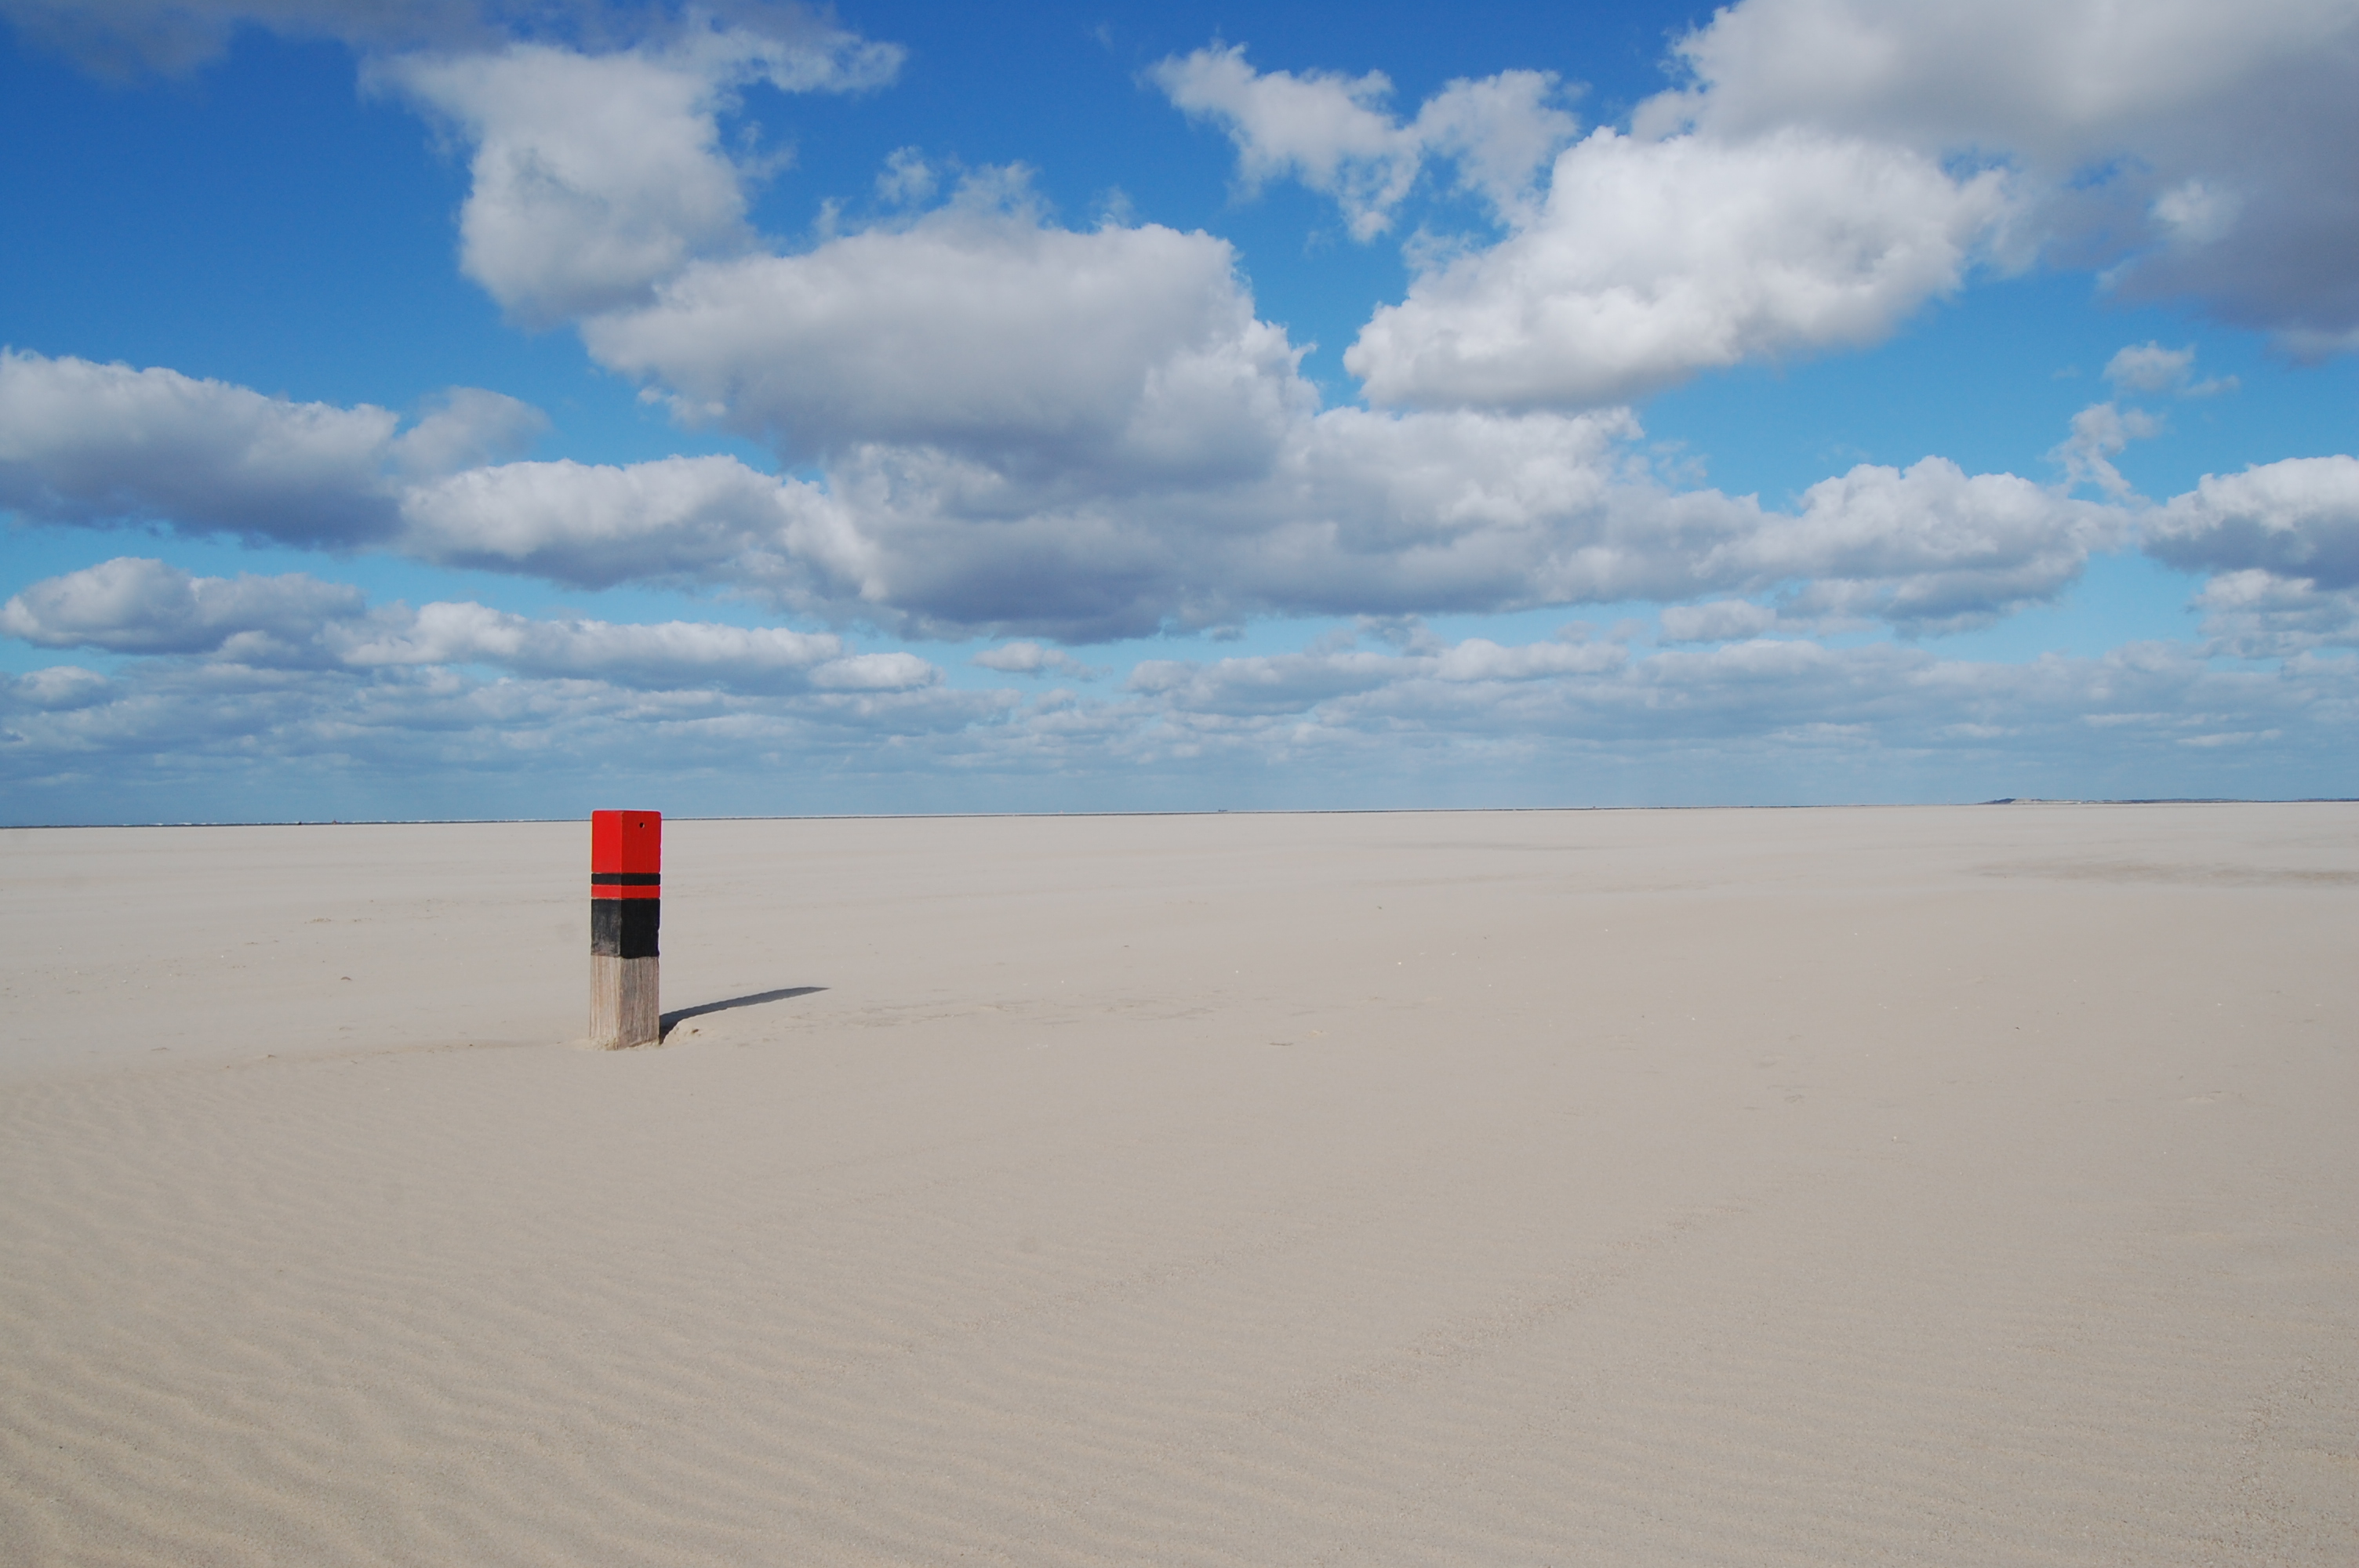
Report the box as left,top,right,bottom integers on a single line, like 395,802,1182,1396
9,797,2354,830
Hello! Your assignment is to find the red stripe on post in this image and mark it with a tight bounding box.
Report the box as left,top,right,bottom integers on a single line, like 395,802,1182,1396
591,811,662,877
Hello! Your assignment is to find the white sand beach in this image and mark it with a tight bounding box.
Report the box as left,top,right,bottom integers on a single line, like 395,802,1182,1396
2,804,2354,1565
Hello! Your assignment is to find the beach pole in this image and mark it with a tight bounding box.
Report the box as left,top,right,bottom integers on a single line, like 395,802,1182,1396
590,810,661,1048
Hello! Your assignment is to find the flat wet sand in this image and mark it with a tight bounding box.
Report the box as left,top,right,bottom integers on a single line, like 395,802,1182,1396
2,804,2354,1564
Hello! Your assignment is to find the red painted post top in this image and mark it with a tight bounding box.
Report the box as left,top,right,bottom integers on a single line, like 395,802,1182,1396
591,810,662,897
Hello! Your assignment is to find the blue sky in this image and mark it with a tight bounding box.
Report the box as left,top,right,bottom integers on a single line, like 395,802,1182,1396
3,0,2354,822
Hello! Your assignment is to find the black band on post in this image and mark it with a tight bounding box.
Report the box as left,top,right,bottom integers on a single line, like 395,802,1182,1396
591,898,661,959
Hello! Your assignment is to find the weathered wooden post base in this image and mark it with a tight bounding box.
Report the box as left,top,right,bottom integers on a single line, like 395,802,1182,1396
590,810,662,1049
590,954,660,1049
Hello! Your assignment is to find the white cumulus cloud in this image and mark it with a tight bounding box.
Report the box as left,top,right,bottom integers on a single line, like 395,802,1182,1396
1149,45,1576,237
2104,343,2195,394
395,453,858,591
2188,569,2359,658
5,663,114,710
2146,456,2359,588
1431,635,1619,681
0,556,946,694
1,349,400,543
0,350,540,546
1718,457,2121,633
334,599,856,691
584,198,1311,476
383,17,902,325
1346,129,2006,409
1659,601,1779,644
972,642,1097,679
2051,403,2162,500
807,651,940,691
1634,0,2359,351
2103,341,2237,398
0,556,363,655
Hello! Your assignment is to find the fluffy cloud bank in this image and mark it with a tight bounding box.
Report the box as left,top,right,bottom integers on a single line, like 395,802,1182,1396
9,13,2266,651
10,9,2355,677
20,346,2337,662
2,350,2136,642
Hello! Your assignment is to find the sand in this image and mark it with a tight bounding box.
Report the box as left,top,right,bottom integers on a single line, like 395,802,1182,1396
2,804,2353,1565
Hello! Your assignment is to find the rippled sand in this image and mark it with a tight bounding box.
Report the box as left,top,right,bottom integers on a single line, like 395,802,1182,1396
3,804,2354,1565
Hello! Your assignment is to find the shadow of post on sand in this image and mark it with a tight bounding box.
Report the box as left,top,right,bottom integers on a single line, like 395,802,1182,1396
660,986,825,1040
